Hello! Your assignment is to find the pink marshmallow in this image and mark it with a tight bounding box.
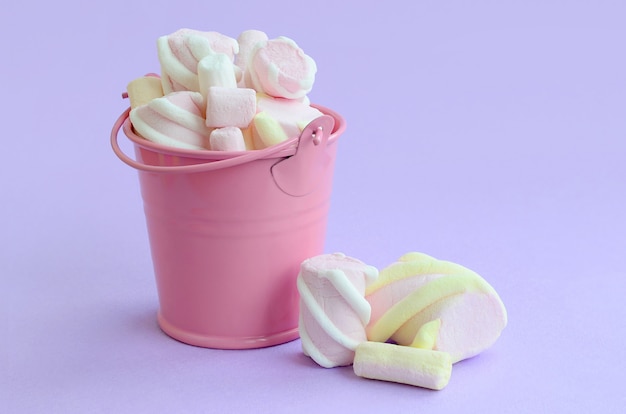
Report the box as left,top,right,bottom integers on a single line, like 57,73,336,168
297,253,378,368
129,91,210,150
235,30,269,88
205,87,256,128
255,94,323,139
365,253,508,364
158,29,238,93
248,37,316,99
209,127,246,151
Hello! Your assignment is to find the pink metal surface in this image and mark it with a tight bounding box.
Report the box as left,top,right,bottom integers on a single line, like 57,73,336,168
111,106,346,349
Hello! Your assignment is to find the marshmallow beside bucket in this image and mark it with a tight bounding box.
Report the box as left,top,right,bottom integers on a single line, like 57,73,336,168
111,104,345,349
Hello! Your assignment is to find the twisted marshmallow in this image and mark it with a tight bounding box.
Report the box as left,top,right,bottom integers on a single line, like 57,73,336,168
235,30,269,88
129,91,210,150
248,36,316,99
157,29,238,94
297,253,378,368
366,253,508,364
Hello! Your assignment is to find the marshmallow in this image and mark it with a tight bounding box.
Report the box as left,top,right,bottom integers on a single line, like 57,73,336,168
130,29,326,153
205,86,256,128
248,37,316,99
410,318,441,349
235,30,269,88
209,127,246,151
129,91,210,150
353,342,452,391
252,111,289,149
256,94,324,139
197,54,238,104
298,253,378,368
158,29,238,94
241,126,255,150
126,76,164,109
366,253,508,364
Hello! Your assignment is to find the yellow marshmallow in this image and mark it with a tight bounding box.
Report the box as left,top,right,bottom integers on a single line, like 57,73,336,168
366,252,507,364
353,341,452,390
410,318,441,349
252,111,289,148
367,273,487,343
126,76,164,109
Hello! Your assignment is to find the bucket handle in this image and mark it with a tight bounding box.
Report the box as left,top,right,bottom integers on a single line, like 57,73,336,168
270,114,335,197
111,107,326,174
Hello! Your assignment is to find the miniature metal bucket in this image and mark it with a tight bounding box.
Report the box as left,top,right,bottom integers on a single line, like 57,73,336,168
111,105,345,349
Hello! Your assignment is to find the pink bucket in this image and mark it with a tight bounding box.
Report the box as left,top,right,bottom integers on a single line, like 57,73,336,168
111,105,345,349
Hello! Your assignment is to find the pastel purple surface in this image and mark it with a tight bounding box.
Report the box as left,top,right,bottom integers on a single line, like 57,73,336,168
2,1,625,412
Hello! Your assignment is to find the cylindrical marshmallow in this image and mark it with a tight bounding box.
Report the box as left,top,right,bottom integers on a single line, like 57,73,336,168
297,253,378,368
235,30,269,88
205,87,256,128
252,111,288,149
126,76,164,109
209,127,246,151
353,342,452,391
129,91,210,150
241,126,255,150
197,54,238,104
248,36,316,99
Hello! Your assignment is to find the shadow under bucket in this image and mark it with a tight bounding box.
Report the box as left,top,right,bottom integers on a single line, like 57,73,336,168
111,105,346,349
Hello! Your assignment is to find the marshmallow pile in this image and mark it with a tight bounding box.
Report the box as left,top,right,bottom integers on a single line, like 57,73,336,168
125,29,324,151
297,252,507,390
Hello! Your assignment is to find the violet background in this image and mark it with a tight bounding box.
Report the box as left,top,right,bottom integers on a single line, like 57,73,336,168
2,0,625,412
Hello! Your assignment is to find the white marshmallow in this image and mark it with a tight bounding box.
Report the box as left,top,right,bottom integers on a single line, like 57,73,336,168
209,127,246,151
197,54,238,104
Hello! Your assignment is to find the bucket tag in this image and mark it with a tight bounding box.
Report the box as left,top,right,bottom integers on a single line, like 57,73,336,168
271,115,335,197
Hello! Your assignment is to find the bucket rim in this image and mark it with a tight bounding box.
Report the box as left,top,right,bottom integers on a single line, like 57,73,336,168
121,103,346,161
